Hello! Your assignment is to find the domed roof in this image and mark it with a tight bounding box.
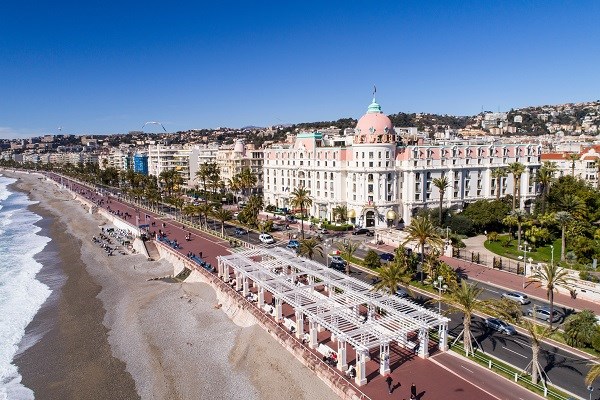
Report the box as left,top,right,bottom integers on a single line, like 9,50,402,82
354,99,395,145
233,139,245,154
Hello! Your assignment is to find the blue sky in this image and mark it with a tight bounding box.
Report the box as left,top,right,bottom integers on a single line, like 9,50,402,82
1,1,599,138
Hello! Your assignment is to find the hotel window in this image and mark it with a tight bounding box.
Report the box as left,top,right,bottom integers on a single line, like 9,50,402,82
386,151,390,158
369,162,373,167
369,152,374,159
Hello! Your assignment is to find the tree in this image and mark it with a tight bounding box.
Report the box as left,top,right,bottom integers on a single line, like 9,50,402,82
290,187,313,239
491,168,508,200
403,215,444,283
521,311,553,385
565,153,579,177
563,310,599,348
159,169,183,197
444,281,483,357
211,207,233,236
461,199,510,233
243,195,264,227
433,176,450,225
508,162,525,211
195,161,219,201
557,193,586,220
535,162,557,214
182,203,199,224
586,364,600,386
503,209,528,249
372,261,412,296
236,167,258,198
528,263,572,329
554,211,572,262
336,240,360,275
197,203,214,228
298,238,324,260
332,204,348,224
363,249,381,270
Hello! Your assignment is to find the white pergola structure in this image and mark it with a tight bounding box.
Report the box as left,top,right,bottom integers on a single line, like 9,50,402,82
217,247,450,387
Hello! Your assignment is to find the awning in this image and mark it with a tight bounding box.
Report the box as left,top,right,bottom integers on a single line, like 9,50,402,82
386,210,397,220
348,209,356,218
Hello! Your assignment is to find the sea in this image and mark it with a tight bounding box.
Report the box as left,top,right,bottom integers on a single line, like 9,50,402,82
0,175,52,400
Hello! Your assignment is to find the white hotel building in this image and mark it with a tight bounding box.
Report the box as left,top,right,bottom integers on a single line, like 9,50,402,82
262,99,542,228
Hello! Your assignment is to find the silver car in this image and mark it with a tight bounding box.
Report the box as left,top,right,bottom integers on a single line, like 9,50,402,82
527,307,560,323
501,291,530,305
485,318,517,335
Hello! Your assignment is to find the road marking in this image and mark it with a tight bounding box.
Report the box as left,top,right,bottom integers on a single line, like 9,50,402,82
460,365,474,373
485,287,501,294
502,346,527,358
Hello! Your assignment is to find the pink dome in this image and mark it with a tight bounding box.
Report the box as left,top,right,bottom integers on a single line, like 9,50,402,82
354,99,395,145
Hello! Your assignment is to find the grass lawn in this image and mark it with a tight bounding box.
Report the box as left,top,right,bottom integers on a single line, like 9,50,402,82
484,235,561,264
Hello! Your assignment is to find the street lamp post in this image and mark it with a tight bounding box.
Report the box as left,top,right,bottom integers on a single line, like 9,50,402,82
550,244,554,267
519,241,530,289
437,276,447,315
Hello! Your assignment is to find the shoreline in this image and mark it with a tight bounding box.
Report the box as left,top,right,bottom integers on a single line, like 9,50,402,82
8,172,337,400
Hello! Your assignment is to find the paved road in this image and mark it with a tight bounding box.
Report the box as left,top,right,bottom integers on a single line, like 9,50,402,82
46,173,591,399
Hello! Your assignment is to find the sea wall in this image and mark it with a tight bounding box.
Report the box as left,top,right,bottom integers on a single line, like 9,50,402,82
154,240,366,400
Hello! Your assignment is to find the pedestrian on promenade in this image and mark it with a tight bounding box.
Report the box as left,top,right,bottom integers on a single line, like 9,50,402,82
385,375,393,394
410,382,417,398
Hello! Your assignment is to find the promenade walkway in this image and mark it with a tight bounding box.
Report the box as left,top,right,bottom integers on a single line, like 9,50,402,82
42,173,532,400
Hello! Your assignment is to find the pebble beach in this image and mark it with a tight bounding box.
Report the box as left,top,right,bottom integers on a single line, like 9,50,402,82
9,172,336,400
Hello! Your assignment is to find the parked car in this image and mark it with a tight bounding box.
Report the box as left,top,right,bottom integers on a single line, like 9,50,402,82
318,228,329,234
259,233,275,244
527,307,560,323
379,253,395,262
352,228,374,236
330,255,347,265
286,240,300,249
395,288,409,298
501,291,530,305
285,215,296,223
485,318,517,335
234,227,247,235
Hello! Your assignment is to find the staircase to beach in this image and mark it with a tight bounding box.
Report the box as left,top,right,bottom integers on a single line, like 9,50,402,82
144,241,161,261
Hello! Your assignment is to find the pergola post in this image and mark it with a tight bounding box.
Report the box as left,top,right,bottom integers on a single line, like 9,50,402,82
295,310,304,339
355,348,368,386
222,263,229,283
308,276,314,294
418,327,429,359
368,304,375,321
438,322,449,351
235,273,242,291
242,276,249,297
258,286,265,308
379,342,390,375
309,319,318,349
274,296,283,322
217,259,223,278
331,315,338,342
337,339,347,371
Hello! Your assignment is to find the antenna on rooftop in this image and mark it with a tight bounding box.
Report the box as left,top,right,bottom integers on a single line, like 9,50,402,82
373,85,377,101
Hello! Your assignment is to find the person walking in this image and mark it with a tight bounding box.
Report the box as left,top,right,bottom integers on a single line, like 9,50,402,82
410,382,417,399
385,375,393,394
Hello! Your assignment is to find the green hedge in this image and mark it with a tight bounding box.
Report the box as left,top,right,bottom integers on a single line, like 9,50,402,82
322,223,354,231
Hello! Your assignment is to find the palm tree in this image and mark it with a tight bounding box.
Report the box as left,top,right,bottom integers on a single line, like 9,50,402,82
197,203,214,228
372,259,413,296
298,238,324,260
195,161,219,201
182,203,199,224
237,167,258,198
159,169,183,197
432,176,449,225
211,207,233,236
557,193,586,220
521,312,553,385
565,153,579,177
586,364,600,386
332,204,348,224
491,168,508,200
336,240,360,275
528,263,572,329
535,162,556,214
402,215,444,283
554,211,572,262
244,195,264,227
444,281,483,357
503,209,528,249
508,162,525,211
290,187,313,239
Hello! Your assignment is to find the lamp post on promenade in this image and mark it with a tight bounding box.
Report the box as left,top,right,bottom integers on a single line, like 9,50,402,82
436,276,447,315
550,244,554,267
519,241,530,289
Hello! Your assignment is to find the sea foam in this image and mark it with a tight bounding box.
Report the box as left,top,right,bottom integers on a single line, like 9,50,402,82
0,176,51,400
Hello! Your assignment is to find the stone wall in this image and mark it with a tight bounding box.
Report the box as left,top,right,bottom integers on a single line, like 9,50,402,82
154,241,366,400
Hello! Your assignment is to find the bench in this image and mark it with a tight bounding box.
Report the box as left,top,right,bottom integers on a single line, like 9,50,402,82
283,318,295,332
316,343,334,357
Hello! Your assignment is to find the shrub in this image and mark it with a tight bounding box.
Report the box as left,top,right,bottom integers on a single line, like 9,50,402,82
322,223,353,231
363,249,381,270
